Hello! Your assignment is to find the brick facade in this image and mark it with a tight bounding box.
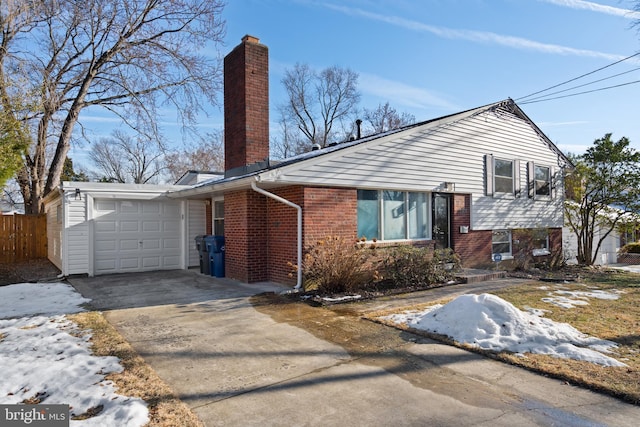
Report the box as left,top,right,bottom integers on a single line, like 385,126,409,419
223,186,359,285
224,35,269,171
224,190,267,283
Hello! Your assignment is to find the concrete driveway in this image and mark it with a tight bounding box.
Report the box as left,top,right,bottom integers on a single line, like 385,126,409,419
69,270,640,426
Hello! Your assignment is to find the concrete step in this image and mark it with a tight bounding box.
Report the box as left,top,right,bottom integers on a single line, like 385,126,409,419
455,268,507,284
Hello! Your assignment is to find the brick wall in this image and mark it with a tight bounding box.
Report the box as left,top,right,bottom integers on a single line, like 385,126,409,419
224,190,267,283
267,186,304,285
451,194,493,267
302,187,358,243
224,36,269,171
265,186,358,285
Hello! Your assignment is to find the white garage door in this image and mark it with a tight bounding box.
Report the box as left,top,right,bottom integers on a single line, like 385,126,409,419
93,199,182,275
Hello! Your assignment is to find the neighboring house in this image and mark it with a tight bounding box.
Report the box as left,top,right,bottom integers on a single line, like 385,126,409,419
563,206,640,265
44,35,570,284
175,170,224,186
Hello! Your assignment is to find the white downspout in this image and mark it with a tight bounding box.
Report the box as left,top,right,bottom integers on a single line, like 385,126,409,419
251,179,303,290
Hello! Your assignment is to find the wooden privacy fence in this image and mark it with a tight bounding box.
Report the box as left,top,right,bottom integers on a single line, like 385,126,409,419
0,214,47,263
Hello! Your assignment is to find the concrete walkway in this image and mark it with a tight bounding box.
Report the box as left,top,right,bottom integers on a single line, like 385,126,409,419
68,270,640,426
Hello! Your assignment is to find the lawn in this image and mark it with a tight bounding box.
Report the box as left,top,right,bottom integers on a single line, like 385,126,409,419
374,268,640,405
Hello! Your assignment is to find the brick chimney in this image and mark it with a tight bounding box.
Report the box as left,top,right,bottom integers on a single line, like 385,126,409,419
224,35,269,172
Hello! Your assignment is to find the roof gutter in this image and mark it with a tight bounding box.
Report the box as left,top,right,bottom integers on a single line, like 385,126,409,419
250,179,303,290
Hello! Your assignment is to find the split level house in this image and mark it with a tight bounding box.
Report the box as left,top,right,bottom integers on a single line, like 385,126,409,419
44,35,570,285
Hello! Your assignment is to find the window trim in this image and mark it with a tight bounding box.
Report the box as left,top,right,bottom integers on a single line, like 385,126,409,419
492,229,513,260
357,189,431,242
486,154,520,198
528,161,554,200
532,229,550,256
213,198,224,236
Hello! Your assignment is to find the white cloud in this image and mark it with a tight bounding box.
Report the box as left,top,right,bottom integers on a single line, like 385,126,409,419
539,0,640,19
359,73,458,111
321,3,626,61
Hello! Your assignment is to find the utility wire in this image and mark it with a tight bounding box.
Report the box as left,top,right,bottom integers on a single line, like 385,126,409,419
516,51,640,101
520,79,640,104
520,66,640,103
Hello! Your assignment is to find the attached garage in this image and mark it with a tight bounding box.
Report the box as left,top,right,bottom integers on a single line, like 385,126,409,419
43,182,207,277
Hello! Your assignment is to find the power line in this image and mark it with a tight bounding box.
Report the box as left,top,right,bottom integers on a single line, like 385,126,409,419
519,66,640,103
519,79,640,104
516,52,640,101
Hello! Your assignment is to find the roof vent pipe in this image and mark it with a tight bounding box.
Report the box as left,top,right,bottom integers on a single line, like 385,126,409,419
356,119,362,139
311,143,321,151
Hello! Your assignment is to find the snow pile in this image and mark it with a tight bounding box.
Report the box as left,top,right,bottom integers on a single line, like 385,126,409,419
0,282,149,426
384,293,626,367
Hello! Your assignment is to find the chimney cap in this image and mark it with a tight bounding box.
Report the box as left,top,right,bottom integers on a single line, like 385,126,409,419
242,35,260,44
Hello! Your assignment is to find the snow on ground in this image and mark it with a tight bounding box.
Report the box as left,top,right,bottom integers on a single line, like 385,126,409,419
0,282,91,319
539,285,623,309
383,293,626,367
0,282,149,426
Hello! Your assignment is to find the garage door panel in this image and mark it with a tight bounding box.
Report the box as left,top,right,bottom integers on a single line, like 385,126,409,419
163,220,180,233
143,221,160,232
94,199,182,275
120,201,141,214
119,239,140,250
142,239,161,250
142,257,161,268
142,202,161,214
95,221,117,233
164,204,181,216
120,220,140,232
164,238,180,249
121,258,141,269
95,200,117,212
95,259,117,272
95,240,116,251
163,256,181,268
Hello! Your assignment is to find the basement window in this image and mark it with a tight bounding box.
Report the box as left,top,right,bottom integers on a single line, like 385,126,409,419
492,230,512,259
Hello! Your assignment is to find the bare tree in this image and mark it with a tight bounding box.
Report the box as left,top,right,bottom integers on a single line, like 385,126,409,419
0,0,225,212
279,63,360,152
89,130,164,184
363,102,416,135
164,131,224,183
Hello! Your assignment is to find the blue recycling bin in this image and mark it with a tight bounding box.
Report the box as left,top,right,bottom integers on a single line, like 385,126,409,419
194,235,210,275
204,235,225,278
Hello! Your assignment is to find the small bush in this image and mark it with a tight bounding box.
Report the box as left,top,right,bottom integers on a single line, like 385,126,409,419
381,247,460,288
619,242,640,254
299,236,377,294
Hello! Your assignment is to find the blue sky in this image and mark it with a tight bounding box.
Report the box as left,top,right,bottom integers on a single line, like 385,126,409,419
72,0,640,166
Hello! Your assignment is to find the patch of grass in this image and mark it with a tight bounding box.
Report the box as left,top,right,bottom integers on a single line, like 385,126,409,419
489,274,640,404
373,269,640,405
69,312,203,427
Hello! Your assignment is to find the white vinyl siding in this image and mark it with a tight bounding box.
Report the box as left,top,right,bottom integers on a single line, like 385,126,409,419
265,107,564,231
45,196,63,271
66,196,90,275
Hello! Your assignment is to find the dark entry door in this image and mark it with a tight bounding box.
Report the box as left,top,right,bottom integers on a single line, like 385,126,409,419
432,193,451,249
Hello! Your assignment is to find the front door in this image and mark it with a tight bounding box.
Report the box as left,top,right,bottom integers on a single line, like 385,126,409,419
432,193,451,249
